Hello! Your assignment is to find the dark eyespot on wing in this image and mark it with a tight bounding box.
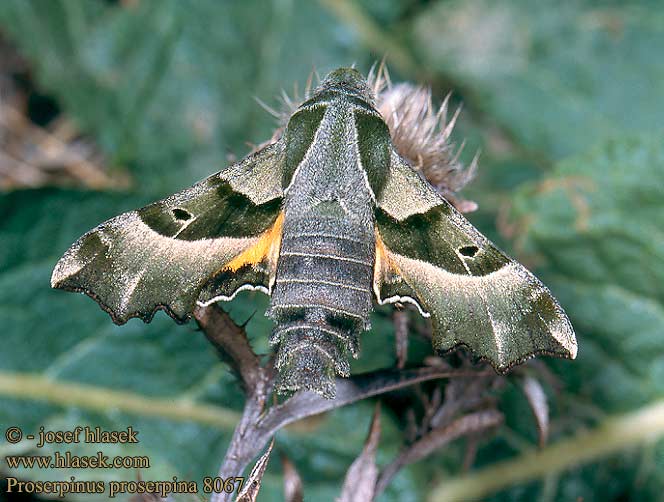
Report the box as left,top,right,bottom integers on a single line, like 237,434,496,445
375,205,504,276
138,179,282,240
172,208,193,221
459,245,479,257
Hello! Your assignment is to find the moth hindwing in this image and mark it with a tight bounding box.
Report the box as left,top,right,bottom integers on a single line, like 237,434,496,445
52,67,577,398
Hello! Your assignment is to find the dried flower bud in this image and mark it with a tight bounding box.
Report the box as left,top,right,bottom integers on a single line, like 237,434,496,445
369,63,478,213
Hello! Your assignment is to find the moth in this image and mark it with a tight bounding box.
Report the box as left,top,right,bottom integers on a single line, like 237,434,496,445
52,68,577,398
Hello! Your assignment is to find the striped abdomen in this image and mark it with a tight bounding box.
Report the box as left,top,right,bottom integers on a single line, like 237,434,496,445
268,215,374,397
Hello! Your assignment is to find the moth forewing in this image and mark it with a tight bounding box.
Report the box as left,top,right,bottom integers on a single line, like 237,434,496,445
50,169,282,324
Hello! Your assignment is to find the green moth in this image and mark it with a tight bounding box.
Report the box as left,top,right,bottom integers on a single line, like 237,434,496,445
52,68,577,398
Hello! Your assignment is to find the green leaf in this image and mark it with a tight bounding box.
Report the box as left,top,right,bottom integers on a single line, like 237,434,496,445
412,0,664,159
502,134,664,499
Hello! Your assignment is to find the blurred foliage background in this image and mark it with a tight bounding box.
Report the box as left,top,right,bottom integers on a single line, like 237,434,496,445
0,1,663,501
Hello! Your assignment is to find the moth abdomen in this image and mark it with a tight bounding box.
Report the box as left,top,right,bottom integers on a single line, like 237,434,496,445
271,216,374,319
268,216,375,397
271,320,353,397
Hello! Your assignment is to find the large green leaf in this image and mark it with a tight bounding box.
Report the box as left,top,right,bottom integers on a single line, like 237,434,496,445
412,0,664,159
512,135,664,409
497,134,664,500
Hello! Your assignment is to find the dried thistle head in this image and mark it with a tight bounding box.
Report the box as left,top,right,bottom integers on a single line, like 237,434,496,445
369,63,478,213
260,64,479,213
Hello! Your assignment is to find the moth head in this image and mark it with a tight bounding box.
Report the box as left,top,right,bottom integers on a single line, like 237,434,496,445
316,67,374,103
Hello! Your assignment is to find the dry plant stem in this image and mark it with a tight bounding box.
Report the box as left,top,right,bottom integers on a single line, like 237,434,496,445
375,409,503,496
236,440,274,502
214,365,273,486
281,454,304,502
194,305,261,392
338,403,382,502
216,365,477,497
261,367,491,433
431,377,493,429
195,305,273,502
194,305,488,502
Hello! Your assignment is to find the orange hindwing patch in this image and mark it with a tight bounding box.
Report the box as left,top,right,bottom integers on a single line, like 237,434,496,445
224,212,284,272
373,231,402,292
